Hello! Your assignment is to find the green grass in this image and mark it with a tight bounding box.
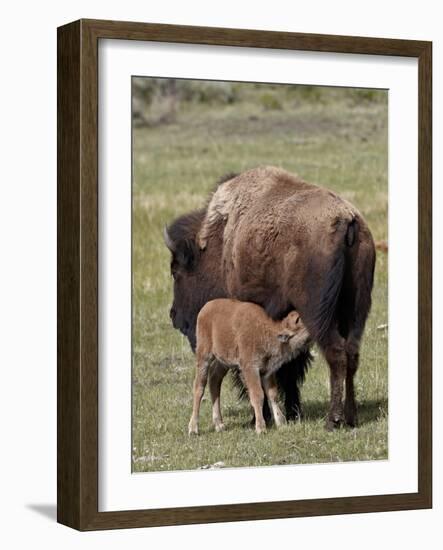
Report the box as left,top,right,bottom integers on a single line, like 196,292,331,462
132,83,388,472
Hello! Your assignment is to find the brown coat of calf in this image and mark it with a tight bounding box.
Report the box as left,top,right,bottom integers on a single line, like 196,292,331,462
188,299,310,435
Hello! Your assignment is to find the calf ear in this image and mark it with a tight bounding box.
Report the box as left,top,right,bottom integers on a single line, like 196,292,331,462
277,331,291,343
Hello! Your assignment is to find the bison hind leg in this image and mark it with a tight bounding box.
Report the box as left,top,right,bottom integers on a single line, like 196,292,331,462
336,236,375,428
344,335,360,427
319,329,348,431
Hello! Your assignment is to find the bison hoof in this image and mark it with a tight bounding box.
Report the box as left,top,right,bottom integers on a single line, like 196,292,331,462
286,408,303,422
325,414,344,431
345,417,358,429
344,406,358,428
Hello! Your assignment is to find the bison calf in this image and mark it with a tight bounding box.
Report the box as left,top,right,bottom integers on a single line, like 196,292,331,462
188,299,310,435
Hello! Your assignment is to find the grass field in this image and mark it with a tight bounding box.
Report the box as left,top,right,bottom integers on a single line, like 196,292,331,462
132,81,388,472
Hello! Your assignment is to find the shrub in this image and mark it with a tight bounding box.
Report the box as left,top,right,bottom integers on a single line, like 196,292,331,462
260,93,283,110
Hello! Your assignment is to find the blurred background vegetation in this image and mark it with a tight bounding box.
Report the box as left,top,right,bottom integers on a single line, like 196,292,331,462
132,78,388,473
132,77,385,127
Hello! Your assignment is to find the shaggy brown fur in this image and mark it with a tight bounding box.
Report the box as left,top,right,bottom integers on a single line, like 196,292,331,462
188,299,310,435
165,166,376,429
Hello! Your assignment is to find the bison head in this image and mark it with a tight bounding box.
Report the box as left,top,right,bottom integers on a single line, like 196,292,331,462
163,209,224,351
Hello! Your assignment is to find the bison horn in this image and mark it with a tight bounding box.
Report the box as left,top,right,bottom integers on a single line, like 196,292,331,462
163,226,176,252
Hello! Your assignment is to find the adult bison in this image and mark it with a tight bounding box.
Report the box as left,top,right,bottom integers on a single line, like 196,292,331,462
164,166,375,429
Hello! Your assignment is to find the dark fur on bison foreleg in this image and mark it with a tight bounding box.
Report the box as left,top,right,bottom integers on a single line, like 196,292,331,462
276,349,313,420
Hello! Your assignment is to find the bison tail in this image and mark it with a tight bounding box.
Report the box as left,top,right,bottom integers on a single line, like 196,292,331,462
304,218,358,346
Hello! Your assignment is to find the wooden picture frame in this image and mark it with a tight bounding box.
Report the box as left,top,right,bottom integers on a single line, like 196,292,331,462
57,18,432,530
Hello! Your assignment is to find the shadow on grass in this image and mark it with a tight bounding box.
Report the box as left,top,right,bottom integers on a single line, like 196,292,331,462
222,395,387,428
302,398,388,426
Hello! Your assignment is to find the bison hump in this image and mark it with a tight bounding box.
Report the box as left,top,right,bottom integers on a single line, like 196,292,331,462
197,166,309,249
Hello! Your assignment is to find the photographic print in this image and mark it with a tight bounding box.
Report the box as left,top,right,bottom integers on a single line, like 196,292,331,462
131,77,388,473
57,19,431,529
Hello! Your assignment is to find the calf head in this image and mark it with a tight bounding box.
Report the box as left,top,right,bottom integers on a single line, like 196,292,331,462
277,311,310,351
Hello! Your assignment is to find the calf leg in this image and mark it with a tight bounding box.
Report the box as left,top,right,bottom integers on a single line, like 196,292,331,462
262,374,287,428
242,365,267,434
231,368,272,426
188,355,210,436
252,400,272,427
321,329,347,431
208,363,228,432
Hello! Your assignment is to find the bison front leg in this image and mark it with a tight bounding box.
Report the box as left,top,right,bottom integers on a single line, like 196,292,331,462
322,331,347,431
278,360,302,420
276,351,312,421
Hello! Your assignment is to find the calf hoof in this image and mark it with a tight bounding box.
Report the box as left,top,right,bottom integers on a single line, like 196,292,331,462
274,412,287,428
250,415,273,427
215,423,225,432
255,423,267,435
325,414,344,431
188,421,199,436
